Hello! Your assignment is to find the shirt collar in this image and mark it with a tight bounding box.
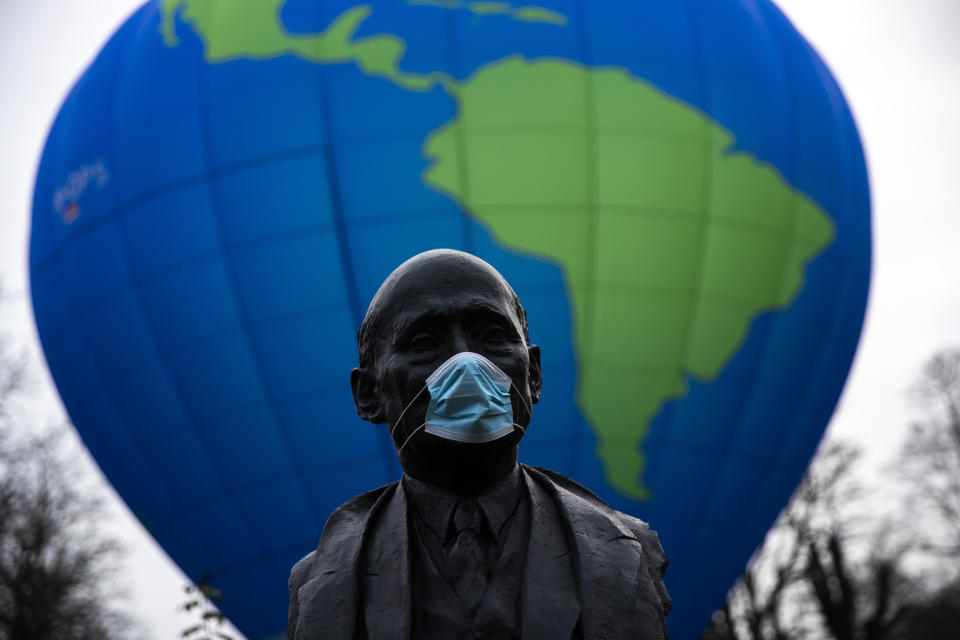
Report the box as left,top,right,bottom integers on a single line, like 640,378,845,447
402,465,523,542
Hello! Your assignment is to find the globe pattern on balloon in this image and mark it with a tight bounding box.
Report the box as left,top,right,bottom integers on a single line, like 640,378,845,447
29,1,871,637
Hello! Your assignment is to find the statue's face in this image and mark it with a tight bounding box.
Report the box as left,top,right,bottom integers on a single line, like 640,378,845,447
353,252,541,463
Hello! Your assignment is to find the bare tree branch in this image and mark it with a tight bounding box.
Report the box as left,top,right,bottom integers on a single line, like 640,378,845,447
702,440,915,640
898,348,960,560
0,282,138,639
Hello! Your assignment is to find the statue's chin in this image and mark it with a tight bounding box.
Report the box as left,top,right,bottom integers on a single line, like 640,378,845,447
400,433,521,494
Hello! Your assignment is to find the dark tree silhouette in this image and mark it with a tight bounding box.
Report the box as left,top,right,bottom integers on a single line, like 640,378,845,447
800,529,913,640
899,348,960,559
704,349,960,640
888,576,960,640
702,442,914,640
0,288,136,639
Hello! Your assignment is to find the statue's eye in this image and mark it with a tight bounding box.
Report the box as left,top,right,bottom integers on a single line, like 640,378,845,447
409,334,436,352
484,327,508,344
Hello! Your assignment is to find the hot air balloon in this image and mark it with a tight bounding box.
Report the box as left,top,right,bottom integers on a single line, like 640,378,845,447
30,0,870,637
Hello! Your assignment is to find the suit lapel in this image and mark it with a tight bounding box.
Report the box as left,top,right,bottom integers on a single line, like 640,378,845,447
296,484,408,640
362,481,412,640
524,467,647,640
295,489,380,640
522,470,581,639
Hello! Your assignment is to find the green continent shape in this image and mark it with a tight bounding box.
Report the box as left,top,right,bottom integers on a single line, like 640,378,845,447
160,4,835,499
423,56,835,498
512,7,567,25
409,0,568,25
161,0,445,91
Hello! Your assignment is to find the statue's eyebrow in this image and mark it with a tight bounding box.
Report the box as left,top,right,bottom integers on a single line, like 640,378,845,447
390,301,519,343
391,310,446,340
389,307,461,345
465,305,522,337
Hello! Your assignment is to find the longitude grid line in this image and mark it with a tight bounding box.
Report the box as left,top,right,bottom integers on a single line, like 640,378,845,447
571,0,597,480
749,297,847,536
313,1,401,482
192,24,328,535
752,0,863,531
93,11,223,574
684,0,801,543
724,2,812,536
644,0,718,517
50,271,187,562
444,5,474,254
115,234,252,540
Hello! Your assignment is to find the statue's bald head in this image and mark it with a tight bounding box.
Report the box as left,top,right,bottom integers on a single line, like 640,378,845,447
356,249,529,368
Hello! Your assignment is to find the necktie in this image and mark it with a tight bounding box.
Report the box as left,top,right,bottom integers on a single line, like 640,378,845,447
448,500,489,610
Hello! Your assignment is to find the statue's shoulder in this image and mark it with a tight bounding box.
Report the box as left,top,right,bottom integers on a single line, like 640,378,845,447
522,464,610,507
522,464,659,535
288,481,399,591
521,464,671,614
327,481,397,526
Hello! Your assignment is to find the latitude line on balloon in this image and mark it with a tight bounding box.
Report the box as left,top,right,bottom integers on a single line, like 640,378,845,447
153,452,386,523
32,144,335,276
30,117,796,280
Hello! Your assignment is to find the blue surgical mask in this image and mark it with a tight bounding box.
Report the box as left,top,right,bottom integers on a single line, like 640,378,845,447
392,352,531,455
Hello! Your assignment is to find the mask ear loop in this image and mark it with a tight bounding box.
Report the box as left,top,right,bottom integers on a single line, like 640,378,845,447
510,382,533,438
398,423,426,457
390,385,427,440
392,385,429,460
510,382,533,419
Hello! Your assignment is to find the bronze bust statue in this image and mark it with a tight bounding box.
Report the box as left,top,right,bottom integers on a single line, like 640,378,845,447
287,249,670,639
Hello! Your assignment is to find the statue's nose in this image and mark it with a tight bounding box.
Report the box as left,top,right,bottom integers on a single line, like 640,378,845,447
449,326,471,356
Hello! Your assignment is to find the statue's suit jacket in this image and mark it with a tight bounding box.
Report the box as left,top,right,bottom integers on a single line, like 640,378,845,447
287,465,671,640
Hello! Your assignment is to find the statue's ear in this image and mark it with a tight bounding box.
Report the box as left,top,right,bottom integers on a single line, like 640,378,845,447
527,344,542,404
351,367,386,424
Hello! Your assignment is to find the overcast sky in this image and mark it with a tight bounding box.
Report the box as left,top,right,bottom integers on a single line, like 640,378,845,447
0,1,958,638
